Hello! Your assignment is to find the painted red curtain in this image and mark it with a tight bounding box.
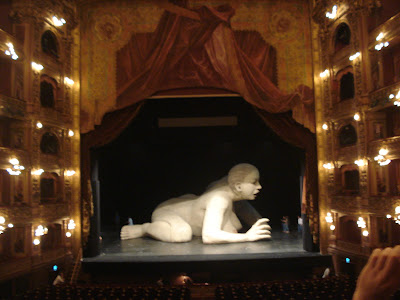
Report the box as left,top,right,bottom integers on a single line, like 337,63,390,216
115,4,314,130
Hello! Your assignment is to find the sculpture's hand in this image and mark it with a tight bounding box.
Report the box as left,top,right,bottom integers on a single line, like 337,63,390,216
245,218,271,241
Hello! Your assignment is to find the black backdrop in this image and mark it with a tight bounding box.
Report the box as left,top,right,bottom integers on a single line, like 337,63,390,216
94,97,304,231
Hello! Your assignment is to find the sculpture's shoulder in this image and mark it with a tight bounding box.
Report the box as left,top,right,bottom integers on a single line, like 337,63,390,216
200,188,233,209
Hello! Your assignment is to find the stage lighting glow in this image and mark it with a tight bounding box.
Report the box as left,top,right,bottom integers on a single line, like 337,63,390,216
53,265,58,271
345,258,350,263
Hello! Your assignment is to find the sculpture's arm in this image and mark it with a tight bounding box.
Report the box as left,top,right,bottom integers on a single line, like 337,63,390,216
202,197,270,244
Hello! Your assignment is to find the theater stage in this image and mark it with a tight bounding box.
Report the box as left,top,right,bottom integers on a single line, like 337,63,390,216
82,229,332,283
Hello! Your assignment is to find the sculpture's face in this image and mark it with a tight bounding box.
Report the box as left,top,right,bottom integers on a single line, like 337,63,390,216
237,170,261,200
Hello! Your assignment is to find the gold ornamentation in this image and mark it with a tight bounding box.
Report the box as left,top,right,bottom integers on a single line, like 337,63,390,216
94,14,122,42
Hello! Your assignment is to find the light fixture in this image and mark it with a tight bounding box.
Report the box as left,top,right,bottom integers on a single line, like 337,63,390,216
65,77,74,85
35,225,48,236
65,170,75,176
8,223,13,228
36,122,43,129
375,42,389,51
395,206,400,214
67,220,76,230
325,212,333,223
326,5,337,19
4,42,18,60
66,232,72,237
349,52,360,61
323,163,334,170
354,113,360,121
33,238,40,245
376,32,384,41
330,225,336,230
52,16,65,27
68,130,74,137
357,217,366,228
31,62,44,72
354,159,366,167
322,123,328,130
375,148,391,166
387,214,392,219
362,230,369,237
32,169,44,175
320,69,329,78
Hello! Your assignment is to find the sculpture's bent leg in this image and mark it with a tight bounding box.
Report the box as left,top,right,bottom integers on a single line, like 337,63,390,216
148,214,193,243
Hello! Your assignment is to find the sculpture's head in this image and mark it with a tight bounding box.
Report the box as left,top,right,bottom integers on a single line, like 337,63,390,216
228,163,261,200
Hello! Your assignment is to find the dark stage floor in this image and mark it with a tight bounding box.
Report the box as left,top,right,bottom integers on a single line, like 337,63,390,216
86,229,316,263
81,228,332,283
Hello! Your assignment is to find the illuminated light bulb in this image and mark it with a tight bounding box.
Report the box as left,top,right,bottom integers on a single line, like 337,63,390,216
36,122,43,129
375,43,384,51
32,169,44,175
68,130,74,137
8,223,13,228
379,148,388,156
395,206,400,214
52,16,64,26
379,159,391,166
0,217,5,224
323,163,334,170
349,52,360,61
65,77,74,85
65,170,76,176
31,62,44,71
68,220,76,230
384,42,389,47
362,230,369,237
12,54,18,60
396,90,400,99
354,113,360,121
326,5,337,19
322,123,328,130
6,168,21,175
66,232,72,237
387,214,392,219
5,50,10,55
320,69,329,78
61,18,66,24
355,159,366,167
33,238,40,245
376,32,384,41
389,94,395,99
325,213,333,223
330,225,336,230
9,158,19,165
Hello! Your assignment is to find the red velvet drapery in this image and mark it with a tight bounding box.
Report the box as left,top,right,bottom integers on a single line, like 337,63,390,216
115,4,314,131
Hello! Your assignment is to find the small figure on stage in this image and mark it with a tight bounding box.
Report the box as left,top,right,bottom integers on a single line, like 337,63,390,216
120,163,271,244
281,216,290,233
297,216,303,234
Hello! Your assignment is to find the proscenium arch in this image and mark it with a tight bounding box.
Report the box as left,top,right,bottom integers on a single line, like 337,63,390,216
81,93,319,257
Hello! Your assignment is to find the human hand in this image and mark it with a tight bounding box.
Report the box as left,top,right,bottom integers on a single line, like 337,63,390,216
245,218,271,241
353,245,400,300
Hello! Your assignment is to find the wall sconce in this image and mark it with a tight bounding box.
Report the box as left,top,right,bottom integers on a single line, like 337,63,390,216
375,148,391,166
31,62,44,72
4,42,18,60
325,212,333,223
7,158,24,176
35,225,48,236
357,217,366,228
65,77,74,86
349,52,360,61
32,169,44,175
33,238,40,245
353,113,360,121
68,130,74,137
322,123,328,130
65,170,75,176
36,122,43,129
52,16,66,27
362,230,369,237
375,42,389,51
66,232,72,237
326,5,337,19
323,163,334,170
67,220,76,230
354,159,366,167
320,69,329,78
